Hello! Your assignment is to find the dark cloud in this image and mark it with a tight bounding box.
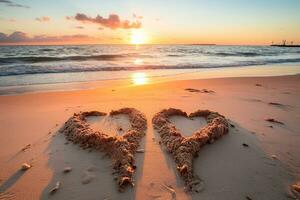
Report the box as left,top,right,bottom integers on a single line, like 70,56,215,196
35,16,50,22
0,32,9,41
0,31,94,44
70,13,142,30
0,0,30,8
2,31,27,42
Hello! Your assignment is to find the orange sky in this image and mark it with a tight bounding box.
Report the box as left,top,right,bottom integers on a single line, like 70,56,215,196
0,0,300,45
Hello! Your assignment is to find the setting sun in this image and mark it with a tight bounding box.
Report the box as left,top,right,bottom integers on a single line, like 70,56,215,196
131,72,148,85
130,30,148,45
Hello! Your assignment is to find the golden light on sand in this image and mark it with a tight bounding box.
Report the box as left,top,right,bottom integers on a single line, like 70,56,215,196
131,72,148,85
130,30,148,45
134,58,143,65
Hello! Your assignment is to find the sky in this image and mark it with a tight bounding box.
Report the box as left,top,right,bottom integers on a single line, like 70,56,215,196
0,0,300,45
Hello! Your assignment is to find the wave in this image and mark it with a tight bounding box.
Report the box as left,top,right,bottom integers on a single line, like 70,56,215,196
0,53,139,64
0,51,291,65
213,52,262,57
166,51,285,57
1,49,298,65
167,54,184,57
0,58,300,76
39,48,55,52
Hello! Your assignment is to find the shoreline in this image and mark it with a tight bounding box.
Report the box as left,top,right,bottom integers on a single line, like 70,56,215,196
1,63,300,96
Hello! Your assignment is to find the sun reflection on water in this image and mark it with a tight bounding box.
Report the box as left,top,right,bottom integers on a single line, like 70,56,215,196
134,58,143,65
131,72,148,85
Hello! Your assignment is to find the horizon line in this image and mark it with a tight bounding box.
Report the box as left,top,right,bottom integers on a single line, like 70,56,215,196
0,43,275,46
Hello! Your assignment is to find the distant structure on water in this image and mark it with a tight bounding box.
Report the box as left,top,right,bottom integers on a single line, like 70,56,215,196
271,40,300,47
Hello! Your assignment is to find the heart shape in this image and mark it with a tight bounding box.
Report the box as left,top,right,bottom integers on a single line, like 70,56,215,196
60,108,147,191
152,108,229,192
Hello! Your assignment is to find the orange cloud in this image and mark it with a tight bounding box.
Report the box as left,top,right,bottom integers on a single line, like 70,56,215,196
70,13,142,30
35,16,50,22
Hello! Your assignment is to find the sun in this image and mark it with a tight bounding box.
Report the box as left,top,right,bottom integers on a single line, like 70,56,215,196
130,30,148,45
131,72,148,85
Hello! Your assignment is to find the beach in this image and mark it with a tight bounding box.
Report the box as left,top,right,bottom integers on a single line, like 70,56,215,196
0,73,299,200
1,0,300,198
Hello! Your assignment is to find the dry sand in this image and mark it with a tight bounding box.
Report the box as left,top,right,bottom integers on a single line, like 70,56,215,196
0,74,299,200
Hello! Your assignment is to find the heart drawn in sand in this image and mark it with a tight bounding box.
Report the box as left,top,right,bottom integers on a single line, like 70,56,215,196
152,108,229,192
59,108,147,191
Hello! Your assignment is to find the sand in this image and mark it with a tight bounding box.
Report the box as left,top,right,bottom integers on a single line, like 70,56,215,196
60,108,147,191
152,108,229,192
0,74,299,200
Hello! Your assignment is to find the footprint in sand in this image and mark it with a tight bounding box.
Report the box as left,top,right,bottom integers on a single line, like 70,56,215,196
81,170,96,184
0,191,15,200
146,182,177,200
184,88,215,94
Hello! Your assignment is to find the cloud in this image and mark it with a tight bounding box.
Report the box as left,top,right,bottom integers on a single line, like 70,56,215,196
75,26,84,29
35,16,50,22
0,31,96,44
70,13,142,30
65,16,72,20
133,14,143,20
0,0,30,8
0,31,27,43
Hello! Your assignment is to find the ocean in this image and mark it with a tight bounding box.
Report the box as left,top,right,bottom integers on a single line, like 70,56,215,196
0,45,300,93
